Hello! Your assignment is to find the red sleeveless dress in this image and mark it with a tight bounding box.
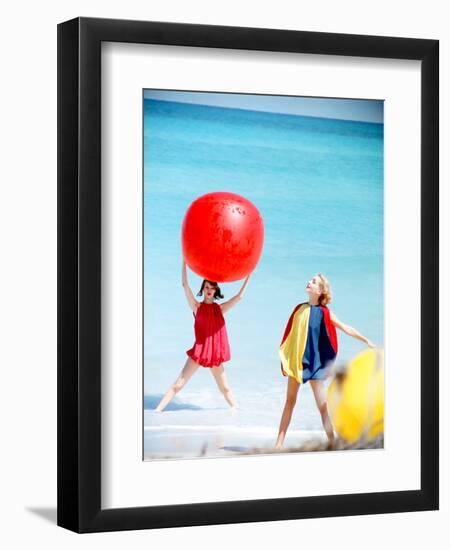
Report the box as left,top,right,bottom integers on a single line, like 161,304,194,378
186,302,231,368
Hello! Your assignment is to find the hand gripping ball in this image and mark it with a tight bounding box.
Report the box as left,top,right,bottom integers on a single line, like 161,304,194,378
327,348,384,444
182,192,264,282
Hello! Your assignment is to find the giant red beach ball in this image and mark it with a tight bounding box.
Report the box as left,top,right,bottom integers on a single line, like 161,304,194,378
182,192,264,282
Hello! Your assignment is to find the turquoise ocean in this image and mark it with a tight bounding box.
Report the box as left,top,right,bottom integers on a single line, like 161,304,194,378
143,97,384,458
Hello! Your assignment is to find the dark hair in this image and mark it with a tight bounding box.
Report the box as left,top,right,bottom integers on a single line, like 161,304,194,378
197,279,224,300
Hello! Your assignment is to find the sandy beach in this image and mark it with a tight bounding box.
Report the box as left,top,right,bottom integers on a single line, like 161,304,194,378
144,409,328,460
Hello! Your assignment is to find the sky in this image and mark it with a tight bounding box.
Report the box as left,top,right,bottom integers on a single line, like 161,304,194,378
143,90,384,123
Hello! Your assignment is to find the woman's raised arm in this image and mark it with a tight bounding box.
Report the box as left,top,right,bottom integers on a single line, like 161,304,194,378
330,311,375,347
182,260,199,313
220,273,251,315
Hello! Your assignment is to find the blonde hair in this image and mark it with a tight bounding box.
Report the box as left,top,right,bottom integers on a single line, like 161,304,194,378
317,273,332,306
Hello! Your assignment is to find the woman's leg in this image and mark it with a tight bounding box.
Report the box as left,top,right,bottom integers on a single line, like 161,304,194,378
275,376,300,449
210,365,238,408
155,358,200,412
309,379,335,444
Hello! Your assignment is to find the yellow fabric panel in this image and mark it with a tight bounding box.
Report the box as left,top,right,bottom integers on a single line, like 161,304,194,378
278,304,310,384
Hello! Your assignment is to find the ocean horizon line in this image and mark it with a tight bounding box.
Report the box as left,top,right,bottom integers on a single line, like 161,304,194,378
144,96,384,126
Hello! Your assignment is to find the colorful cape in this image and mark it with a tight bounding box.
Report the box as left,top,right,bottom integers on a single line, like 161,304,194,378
279,303,338,384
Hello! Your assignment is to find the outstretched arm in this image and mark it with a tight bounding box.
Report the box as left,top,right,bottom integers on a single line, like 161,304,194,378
182,260,199,313
220,274,251,315
330,311,375,347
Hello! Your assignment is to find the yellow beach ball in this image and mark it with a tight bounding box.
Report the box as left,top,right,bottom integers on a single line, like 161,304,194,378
327,348,384,444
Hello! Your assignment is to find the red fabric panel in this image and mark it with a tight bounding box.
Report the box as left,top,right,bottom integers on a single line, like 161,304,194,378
320,306,338,353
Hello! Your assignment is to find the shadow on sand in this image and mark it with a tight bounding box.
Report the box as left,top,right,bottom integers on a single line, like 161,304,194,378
220,445,254,453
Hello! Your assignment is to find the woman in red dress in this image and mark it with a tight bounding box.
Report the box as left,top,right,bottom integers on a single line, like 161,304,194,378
155,260,250,412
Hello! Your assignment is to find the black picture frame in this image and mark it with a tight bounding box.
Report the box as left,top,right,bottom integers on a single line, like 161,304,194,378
57,16,439,533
